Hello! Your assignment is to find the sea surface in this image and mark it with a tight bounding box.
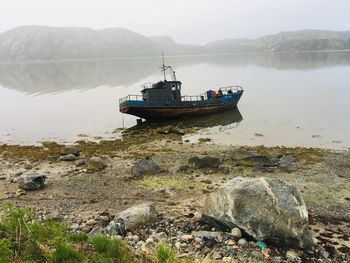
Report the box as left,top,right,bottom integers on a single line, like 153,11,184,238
0,52,349,149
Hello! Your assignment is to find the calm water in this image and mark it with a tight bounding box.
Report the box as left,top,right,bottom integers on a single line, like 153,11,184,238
0,52,350,149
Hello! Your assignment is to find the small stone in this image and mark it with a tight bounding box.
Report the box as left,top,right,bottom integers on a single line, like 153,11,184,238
194,237,202,243
145,237,154,244
61,146,80,156
198,137,211,143
75,159,86,166
132,235,140,243
87,157,106,171
24,164,32,170
181,234,194,242
227,239,236,246
136,241,145,247
132,158,161,178
100,215,110,223
59,154,76,161
250,250,264,261
212,252,222,260
175,241,181,250
153,232,167,242
230,227,242,239
87,226,103,237
180,242,188,249
86,219,96,226
16,189,26,197
177,164,188,172
70,224,80,231
238,238,248,247
222,256,233,262
114,235,123,240
286,250,299,260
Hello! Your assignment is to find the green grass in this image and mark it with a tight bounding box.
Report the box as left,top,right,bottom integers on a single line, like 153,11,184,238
52,243,85,263
0,238,12,263
154,245,177,263
91,235,134,262
0,203,136,263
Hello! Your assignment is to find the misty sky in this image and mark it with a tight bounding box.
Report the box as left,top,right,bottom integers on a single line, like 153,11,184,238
0,0,349,44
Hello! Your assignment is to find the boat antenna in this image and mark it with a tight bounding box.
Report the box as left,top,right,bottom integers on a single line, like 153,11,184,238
160,51,168,81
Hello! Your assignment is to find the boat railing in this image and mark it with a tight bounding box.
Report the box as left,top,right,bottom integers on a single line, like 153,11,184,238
119,95,143,104
181,94,207,101
141,82,153,90
219,85,243,92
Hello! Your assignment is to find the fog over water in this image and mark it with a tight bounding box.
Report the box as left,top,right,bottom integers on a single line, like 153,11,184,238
1,0,350,44
0,52,349,149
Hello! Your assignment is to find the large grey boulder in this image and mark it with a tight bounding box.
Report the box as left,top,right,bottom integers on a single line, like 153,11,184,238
132,158,161,178
202,177,313,248
17,172,46,190
107,202,157,234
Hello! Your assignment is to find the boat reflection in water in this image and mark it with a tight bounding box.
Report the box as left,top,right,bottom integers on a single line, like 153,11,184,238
124,107,243,136
180,107,242,130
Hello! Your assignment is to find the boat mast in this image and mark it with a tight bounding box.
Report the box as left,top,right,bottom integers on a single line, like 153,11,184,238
160,51,177,81
161,51,167,81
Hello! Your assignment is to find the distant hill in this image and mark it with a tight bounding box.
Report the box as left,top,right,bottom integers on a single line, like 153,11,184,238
0,27,349,62
206,30,350,53
0,26,161,61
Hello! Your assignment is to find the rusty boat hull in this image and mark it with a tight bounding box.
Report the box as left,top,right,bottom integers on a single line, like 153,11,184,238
121,101,240,119
119,87,243,120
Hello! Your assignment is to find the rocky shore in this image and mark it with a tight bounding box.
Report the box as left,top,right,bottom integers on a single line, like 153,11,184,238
0,125,349,262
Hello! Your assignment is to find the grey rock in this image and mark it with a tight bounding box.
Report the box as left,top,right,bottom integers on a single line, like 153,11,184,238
177,164,188,172
237,238,248,247
70,224,80,231
61,146,80,156
231,150,258,161
107,202,157,233
181,234,194,242
87,157,106,171
188,156,220,169
75,159,86,166
132,235,140,243
230,227,242,239
136,241,145,247
202,177,313,249
279,156,298,173
250,250,264,261
17,172,46,190
279,162,297,173
175,241,181,250
212,252,222,260
152,232,167,242
86,219,96,226
87,227,103,237
59,154,76,161
286,250,299,261
132,158,161,178
99,215,110,223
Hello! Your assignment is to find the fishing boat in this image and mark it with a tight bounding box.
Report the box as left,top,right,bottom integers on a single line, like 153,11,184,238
119,54,244,119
